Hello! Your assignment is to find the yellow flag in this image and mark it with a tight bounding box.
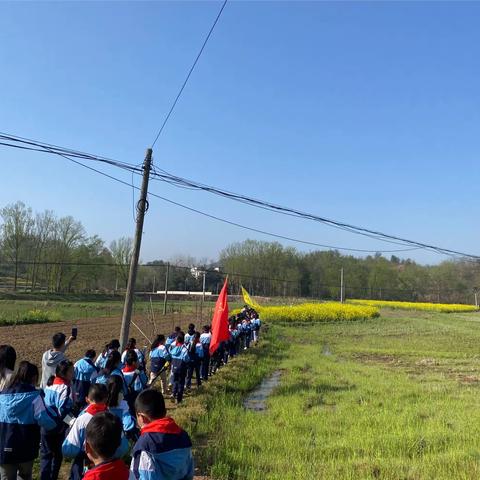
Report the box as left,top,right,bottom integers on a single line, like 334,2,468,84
241,286,260,309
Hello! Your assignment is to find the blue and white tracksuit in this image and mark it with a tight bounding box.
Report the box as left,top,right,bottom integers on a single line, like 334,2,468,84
121,349,146,368
184,332,195,346
169,344,189,403
41,378,74,480
129,417,194,480
109,399,136,434
0,383,57,465
149,346,171,375
94,352,109,370
186,343,204,389
122,368,148,395
199,333,211,380
62,403,129,480
93,367,128,396
73,357,98,411
252,318,261,342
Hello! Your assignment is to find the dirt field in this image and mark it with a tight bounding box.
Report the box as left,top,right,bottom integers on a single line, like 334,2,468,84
0,312,201,366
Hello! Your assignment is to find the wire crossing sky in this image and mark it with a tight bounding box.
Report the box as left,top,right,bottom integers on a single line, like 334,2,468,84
1,2,479,264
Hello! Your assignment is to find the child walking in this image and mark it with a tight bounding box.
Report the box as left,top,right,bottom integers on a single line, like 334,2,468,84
41,360,74,480
149,335,171,395
83,412,129,480
130,389,194,480
0,362,57,480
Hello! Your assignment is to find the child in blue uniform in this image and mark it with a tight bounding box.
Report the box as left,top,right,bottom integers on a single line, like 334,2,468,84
169,334,189,404
73,350,98,414
41,360,74,480
149,335,171,394
184,324,196,346
0,361,57,480
120,338,145,369
122,350,148,414
130,389,194,480
185,332,204,390
199,326,211,381
106,376,137,441
62,384,129,480
93,351,128,397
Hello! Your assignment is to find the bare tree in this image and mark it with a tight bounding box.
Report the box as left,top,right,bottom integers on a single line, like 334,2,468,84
110,237,133,290
0,201,34,290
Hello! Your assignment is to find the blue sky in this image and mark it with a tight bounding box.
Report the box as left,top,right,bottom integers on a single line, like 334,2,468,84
1,1,479,265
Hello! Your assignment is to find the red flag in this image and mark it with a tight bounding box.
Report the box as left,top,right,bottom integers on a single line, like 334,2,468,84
209,278,229,355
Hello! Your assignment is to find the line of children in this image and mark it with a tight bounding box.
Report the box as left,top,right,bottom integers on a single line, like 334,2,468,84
0,307,261,479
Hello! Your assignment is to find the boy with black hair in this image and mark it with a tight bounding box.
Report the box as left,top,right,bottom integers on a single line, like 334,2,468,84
63,384,128,480
41,332,76,388
122,350,148,402
130,389,193,480
83,412,129,480
73,349,98,414
184,324,196,346
165,327,181,349
169,334,189,404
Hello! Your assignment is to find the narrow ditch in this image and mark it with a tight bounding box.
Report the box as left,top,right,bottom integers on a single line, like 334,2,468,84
243,370,282,412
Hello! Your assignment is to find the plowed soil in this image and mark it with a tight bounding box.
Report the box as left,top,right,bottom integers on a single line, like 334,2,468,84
0,313,197,366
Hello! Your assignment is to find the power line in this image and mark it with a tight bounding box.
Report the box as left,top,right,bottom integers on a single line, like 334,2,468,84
60,157,420,254
149,168,480,259
1,130,478,259
151,0,228,147
0,132,141,174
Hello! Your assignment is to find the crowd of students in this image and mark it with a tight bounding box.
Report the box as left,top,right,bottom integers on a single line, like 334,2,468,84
0,306,261,480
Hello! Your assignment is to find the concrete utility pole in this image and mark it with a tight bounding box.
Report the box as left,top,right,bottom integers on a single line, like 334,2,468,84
340,267,344,304
163,262,170,315
119,148,152,350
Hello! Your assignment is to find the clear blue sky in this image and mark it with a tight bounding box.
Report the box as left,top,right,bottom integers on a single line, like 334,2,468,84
1,1,479,265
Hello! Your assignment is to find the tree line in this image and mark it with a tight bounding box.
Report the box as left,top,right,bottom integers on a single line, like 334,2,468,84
1,201,478,304
220,239,480,304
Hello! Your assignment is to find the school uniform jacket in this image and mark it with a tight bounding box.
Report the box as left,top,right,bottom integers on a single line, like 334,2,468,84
44,377,74,421
122,366,148,394
62,403,129,459
73,357,98,404
109,399,136,433
149,345,171,373
129,417,194,480
0,383,58,464
93,367,128,396
121,349,146,367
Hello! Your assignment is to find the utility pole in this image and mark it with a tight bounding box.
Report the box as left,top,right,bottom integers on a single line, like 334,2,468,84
152,275,156,294
163,262,170,315
340,267,344,304
202,271,206,302
119,148,152,350
200,270,206,319
475,290,478,309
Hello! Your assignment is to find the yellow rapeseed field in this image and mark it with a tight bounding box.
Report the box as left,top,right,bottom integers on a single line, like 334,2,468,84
348,299,478,313
236,302,379,323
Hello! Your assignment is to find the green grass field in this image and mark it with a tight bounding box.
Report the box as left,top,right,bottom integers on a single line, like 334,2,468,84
0,298,219,325
177,309,480,479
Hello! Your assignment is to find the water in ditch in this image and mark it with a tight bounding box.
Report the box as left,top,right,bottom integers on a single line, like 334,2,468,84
243,370,282,412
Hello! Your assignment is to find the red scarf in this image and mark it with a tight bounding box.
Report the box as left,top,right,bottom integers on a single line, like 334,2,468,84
53,377,71,386
141,417,182,435
86,403,108,415
122,365,136,373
